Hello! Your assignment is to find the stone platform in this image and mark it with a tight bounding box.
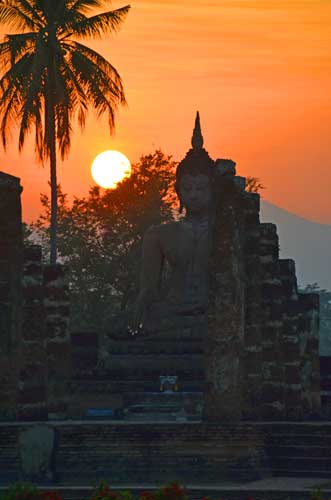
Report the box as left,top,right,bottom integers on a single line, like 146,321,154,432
1,421,331,489
0,420,268,486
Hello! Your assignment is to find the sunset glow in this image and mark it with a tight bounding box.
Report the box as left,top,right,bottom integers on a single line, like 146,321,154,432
91,150,131,189
1,0,331,224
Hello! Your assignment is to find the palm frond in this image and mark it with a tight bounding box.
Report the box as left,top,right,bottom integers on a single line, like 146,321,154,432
57,55,88,129
63,5,130,40
15,0,46,27
64,40,126,103
18,59,46,157
67,0,104,14
56,101,72,158
0,89,21,148
2,32,37,66
0,3,42,31
68,47,123,131
0,52,35,148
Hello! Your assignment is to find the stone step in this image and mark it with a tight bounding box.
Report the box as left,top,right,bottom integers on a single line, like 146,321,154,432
104,339,205,355
68,382,204,419
268,454,331,473
127,402,182,413
267,434,331,448
123,404,190,421
123,392,204,421
123,391,203,405
123,410,200,422
260,422,331,478
70,379,204,393
272,462,330,480
268,444,331,457
271,469,331,479
97,354,204,378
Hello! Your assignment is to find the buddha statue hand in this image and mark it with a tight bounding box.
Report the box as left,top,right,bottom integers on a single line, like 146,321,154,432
127,288,155,336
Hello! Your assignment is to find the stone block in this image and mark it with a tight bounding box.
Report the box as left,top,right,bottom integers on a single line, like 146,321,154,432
0,283,10,303
71,331,98,347
23,244,42,261
43,265,66,282
16,404,48,422
45,317,69,339
23,284,44,300
284,364,301,384
19,425,55,480
20,362,47,381
18,386,47,405
46,340,71,358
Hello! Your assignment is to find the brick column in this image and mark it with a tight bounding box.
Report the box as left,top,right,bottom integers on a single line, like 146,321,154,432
204,178,245,421
18,245,47,420
44,265,71,419
242,192,263,419
259,224,286,419
279,259,303,419
0,172,23,420
299,293,321,415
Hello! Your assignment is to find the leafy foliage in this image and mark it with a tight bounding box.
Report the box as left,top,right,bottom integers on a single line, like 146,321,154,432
91,482,134,500
245,176,265,193
31,150,177,331
0,483,40,500
0,483,63,500
2,481,331,500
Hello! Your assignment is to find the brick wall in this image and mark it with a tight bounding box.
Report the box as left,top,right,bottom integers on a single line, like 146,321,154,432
18,246,47,421
0,172,23,420
205,172,320,421
0,421,268,485
205,177,246,420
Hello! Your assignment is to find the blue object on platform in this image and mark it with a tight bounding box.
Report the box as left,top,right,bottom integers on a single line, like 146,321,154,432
86,408,121,419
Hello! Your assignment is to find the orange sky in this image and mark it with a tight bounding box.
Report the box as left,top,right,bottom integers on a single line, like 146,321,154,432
1,0,331,223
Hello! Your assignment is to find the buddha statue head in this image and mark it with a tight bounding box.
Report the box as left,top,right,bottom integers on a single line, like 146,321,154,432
175,112,216,215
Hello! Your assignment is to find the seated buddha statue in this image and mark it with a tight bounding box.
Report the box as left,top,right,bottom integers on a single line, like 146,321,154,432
131,113,217,335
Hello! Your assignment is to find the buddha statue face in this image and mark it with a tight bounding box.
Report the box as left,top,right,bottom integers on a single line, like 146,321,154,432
177,173,212,216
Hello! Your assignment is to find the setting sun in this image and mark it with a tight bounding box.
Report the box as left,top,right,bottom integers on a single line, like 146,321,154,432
91,150,131,189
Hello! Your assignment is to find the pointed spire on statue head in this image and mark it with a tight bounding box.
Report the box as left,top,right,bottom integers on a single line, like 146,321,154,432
176,110,214,183
191,111,204,150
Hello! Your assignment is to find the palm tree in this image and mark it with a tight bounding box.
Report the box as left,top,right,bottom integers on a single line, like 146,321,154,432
0,0,130,263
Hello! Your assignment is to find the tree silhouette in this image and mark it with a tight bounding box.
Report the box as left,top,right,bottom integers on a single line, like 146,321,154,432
30,150,177,330
0,0,130,263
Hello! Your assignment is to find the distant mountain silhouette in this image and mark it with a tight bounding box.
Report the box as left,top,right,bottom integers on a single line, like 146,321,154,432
260,200,331,291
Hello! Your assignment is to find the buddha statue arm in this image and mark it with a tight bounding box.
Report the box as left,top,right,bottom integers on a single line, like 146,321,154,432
132,226,164,332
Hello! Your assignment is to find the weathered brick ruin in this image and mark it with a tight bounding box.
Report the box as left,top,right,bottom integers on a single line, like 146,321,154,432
0,157,321,423
0,172,23,420
0,172,70,421
205,173,321,421
78,128,321,424
0,149,326,486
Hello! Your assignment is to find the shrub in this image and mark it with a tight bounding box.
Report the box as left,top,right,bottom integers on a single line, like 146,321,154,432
0,483,41,500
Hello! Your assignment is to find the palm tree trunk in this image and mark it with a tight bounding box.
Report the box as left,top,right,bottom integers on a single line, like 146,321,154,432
46,85,58,265
49,125,57,265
